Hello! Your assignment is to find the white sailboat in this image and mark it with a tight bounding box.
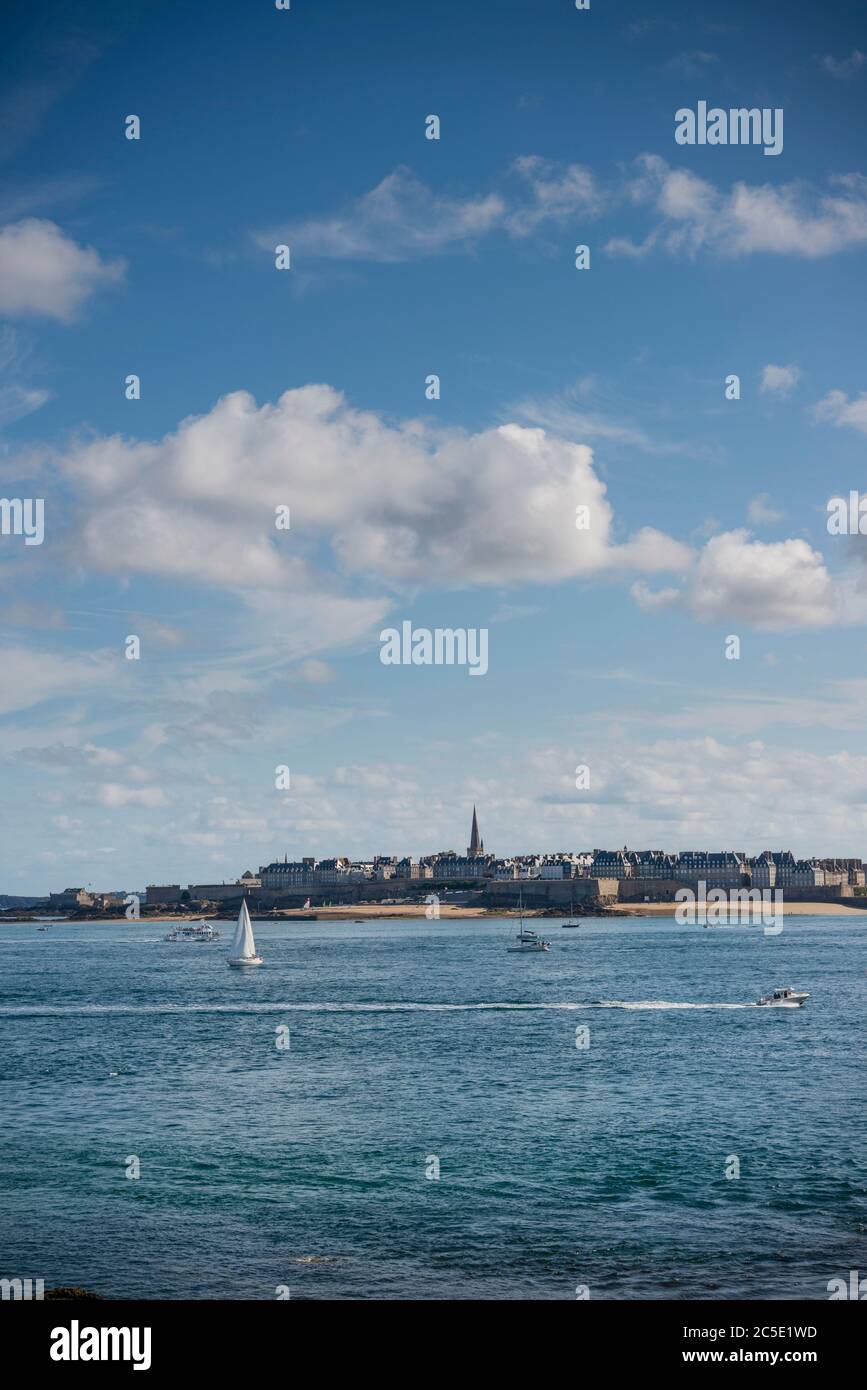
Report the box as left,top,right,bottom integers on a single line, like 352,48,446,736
227,900,263,967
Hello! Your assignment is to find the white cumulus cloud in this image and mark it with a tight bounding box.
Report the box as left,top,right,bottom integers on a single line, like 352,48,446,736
760,363,801,395
58,383,691,591
0,218,124,320
632,530,866,631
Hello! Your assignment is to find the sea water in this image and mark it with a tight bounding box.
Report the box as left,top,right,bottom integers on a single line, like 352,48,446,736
0,915,864,1300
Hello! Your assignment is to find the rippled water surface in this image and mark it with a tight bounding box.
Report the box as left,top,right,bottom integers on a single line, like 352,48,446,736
1,914,864,1299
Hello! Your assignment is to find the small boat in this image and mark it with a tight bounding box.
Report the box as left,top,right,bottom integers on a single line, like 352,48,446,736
756,986,810,1007
227,900,263,967
508,930,551,953
562,890,581,928
164,920,221,942
36,926,48,932
507,891,551,953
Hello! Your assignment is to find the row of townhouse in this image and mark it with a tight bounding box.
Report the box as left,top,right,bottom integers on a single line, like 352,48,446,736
733,852,860,889
586,848,861,889
423,853,496,880
263,850,591,886
491,853,594,881
156,847,864,902
589,849,675,880
813,858,866,886
258,858,364,889
258,856,428,889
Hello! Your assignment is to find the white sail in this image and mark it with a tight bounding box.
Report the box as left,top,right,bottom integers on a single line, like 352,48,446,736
230,900,256,960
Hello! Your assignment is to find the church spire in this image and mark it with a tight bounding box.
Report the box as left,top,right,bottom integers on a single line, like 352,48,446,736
468,805,483,858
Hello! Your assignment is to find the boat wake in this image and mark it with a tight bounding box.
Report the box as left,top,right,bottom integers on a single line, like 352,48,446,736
590,999,752,1010
0,999,779,1018
0,1001,587,1017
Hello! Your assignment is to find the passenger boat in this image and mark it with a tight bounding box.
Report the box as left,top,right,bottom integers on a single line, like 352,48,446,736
163,920,221,942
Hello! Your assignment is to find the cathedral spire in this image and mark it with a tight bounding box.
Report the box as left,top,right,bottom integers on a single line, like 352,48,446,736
468,805,483,858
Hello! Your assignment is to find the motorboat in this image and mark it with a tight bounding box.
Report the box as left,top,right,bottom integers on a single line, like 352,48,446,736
164,920,221,942
756,986,810,1007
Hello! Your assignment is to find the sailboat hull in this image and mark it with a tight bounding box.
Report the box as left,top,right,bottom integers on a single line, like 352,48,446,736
227,956,263,967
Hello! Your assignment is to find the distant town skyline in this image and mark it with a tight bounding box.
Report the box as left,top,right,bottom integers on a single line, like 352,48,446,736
15,800,867,899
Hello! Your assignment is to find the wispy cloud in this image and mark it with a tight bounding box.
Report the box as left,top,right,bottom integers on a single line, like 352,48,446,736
510,380,715,460
0,325,50,427
253,156,607,264
608,157,867,260
0,383,50,427
0,173,102,226
664,51,718,78
253,167,506,264
489,603,542,624
747,494,785,525
812,389,867,435
818,50,866,79
503,156,605,236
253,154,867,270
0,26,102,162
0,647,117,717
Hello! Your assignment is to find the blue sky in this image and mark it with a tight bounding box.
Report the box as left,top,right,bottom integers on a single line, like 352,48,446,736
1,0,867,891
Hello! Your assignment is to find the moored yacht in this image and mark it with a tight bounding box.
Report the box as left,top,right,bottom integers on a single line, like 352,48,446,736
756,986,810,1007
506,890,551,953
561,890,581,928
508,928,551,953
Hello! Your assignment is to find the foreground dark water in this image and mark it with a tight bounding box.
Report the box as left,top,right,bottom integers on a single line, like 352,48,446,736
0,914,864,1300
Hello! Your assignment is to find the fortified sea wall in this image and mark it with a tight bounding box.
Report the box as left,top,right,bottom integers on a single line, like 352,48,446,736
482,878,619,907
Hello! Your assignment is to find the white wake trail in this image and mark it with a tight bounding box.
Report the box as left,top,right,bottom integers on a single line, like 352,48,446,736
0,999,767,1017
0,1001,586,1017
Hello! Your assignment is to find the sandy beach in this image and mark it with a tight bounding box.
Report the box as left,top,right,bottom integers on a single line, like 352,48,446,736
11,900,867,924
275,903,492,920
